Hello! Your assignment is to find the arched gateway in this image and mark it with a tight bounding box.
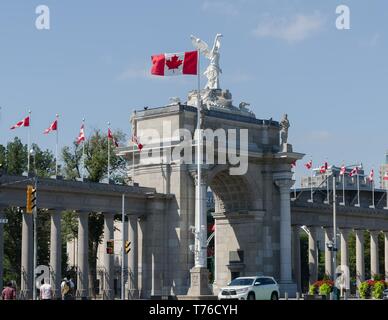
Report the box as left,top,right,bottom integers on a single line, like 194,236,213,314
117,87,304,298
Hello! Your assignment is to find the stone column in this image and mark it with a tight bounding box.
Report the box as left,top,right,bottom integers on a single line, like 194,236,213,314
340,229,350,269
0,208,5,294
292,225,301,293
21,210,33,299
49,210,62,299
103,213,115,300
323,227,333,278
76,211,89,299
384,232,388,282
274,173,297,296
355,229,365,286
308,226,318,285
370,231,380,278
127,214,139,299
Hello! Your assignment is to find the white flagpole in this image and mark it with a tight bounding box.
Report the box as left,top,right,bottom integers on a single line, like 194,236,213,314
132,136,135,186
342,170,345,205
372,176,375,208
325,160,329,204
107,122,111,182
27,109,31,174
82,118,85,181
356,166,360,207
55,114,59,176
309,159,313,203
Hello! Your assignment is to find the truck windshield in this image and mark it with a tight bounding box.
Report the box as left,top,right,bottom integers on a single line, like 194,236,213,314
229,278,254,286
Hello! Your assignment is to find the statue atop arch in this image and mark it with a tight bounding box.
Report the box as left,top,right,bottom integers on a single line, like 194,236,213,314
191,34,223,90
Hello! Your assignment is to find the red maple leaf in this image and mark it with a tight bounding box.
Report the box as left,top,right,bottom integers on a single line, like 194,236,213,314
165,55,183,71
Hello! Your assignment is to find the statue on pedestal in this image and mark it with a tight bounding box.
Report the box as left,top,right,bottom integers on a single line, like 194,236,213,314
279,114,292,152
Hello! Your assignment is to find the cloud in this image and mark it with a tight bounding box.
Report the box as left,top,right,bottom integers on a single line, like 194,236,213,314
252,12,324,43
201,1,239,16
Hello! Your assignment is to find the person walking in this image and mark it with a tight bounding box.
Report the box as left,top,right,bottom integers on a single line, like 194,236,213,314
1,281,16,300
61,277,72,300
40,280,53,300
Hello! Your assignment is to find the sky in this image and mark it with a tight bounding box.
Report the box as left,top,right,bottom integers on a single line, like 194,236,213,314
0,0,388,182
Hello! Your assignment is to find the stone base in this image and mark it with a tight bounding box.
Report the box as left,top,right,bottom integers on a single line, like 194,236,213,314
186,267,212,296
279,281,297,298
282,143,293,153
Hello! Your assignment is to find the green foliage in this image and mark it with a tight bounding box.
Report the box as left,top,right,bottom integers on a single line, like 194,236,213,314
319,283,332,296
359,282,369,299
2,137,27,175
308,284,316,295
372,281,385,299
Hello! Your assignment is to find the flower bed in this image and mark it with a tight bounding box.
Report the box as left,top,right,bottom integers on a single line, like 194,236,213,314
359,280,387,299
309,280,335,296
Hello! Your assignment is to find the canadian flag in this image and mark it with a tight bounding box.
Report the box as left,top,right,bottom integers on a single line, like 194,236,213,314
291,160,296,168
108,128,119,148
131,135,143,151
43,119,58,134
151,51,198,76
383,172,388,181
76,124,85,144
349,166,359,177
10,116,30,129
368,169,374,182
319,162,328,174
305,160,312,170
340,165,346,175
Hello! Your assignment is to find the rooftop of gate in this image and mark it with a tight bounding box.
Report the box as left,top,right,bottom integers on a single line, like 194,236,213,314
133,103,280,128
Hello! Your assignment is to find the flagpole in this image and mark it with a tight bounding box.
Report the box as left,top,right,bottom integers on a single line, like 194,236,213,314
132,137,135,186
195,49,205,268
107,122,111,182
342,169,345,205
325,159,329,204
372,177,375,208
27,109,31,175
356,166,360,207
82,118,85,181
55,114,59,176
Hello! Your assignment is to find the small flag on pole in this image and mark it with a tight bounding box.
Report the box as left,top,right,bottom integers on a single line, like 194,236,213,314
291,160,296,168
319,162,328,174
131,135,143,151
151,51,198,76
10,116,30,129
340,165,346,176
383,172,388,181
305,160,312,170
108,128,119,147
43,119,58,134
368,169,374,182
76,124,85,144
349,166,359,177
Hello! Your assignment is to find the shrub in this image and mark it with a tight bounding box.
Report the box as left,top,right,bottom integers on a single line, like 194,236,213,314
319,283,332,296
359,281,369,299
372,281,385,299
309,284,316,295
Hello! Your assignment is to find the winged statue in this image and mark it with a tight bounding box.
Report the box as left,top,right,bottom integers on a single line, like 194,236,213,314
191,34,223,90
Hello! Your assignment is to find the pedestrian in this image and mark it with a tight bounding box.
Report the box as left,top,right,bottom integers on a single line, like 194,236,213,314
40,280,53,300
61,277,71,300
1,281,16,300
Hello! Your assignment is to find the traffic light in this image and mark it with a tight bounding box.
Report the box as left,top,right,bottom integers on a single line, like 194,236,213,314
26,185,36,214
106,240,114,255
125,241,131,254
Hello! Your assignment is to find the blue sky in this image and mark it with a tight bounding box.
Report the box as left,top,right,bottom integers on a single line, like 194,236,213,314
0,0,388,182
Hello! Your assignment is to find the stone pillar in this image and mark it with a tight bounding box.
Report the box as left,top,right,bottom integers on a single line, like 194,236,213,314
370,231,380,278
103,213,115,300
0,208,5,294
340,229,350,269
21,210,33,299
292,225,301,293
308,226,318,285
76,212,89,299
187,169,211,296
323,227,333,278
127,214,139,299
274,173,297,296
355,230,365,286
384,232,388,282
49,210,62,299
